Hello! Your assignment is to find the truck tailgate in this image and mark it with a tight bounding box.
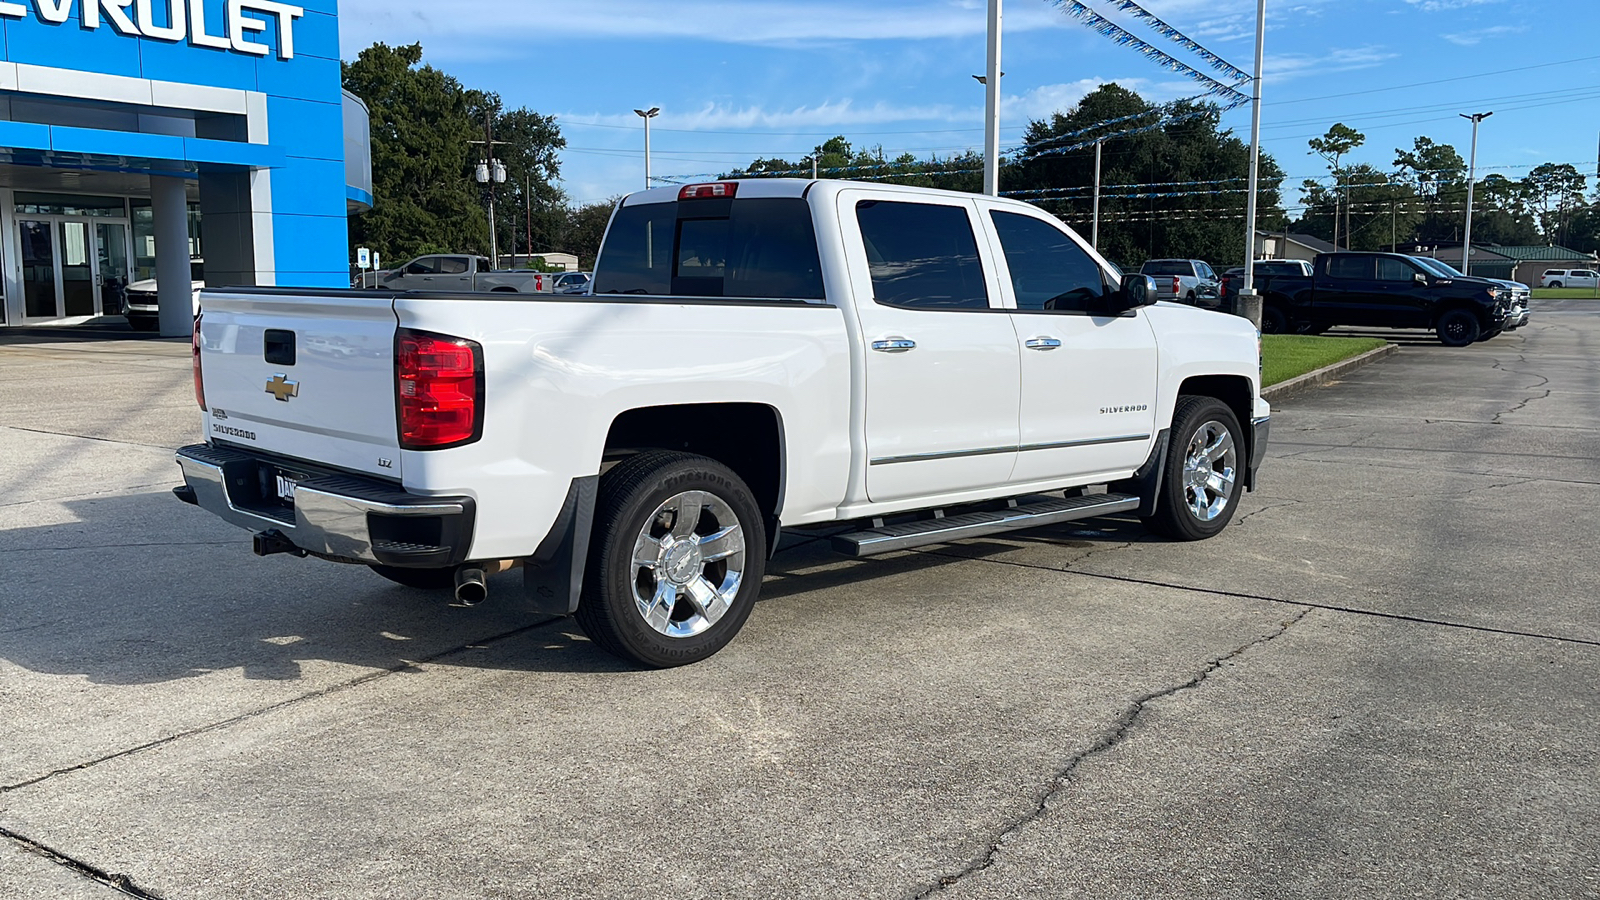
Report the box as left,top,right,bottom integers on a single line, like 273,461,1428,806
197,290,402,478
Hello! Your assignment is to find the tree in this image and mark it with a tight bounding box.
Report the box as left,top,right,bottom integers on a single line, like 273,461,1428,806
1293,164,1416,252
1006,83,1285,267
1521,163,1587,245
1393,136,1466,243
728,135,983,192
1465,174,1539,246
1307,123,1365,249
342,43,566,265
563,197,622,270
464,97,568,262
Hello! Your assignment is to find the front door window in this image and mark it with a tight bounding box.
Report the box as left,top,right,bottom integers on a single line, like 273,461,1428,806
20,219,58,319
60,220,97,317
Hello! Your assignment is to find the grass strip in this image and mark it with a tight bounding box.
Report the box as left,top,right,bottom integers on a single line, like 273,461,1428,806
1261,335,1388,387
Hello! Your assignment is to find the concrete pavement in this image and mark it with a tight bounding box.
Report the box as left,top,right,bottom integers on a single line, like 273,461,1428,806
1,307,1596,898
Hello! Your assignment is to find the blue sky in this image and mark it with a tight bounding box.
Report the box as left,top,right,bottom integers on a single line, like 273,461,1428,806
336,0,1600,211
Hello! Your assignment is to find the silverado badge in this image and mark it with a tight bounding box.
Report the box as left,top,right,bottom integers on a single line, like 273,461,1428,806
265,374,300,402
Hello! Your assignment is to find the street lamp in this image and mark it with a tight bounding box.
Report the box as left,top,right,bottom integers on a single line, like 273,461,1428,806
634,106,660,190
1459,111,1492,275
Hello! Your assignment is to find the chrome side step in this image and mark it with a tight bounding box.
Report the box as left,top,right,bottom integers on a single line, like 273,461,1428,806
831,492,1140,557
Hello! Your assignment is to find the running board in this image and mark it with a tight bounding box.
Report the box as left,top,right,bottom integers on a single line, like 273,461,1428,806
832,493,1140,557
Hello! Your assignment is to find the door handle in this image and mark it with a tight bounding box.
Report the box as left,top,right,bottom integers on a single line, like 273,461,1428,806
1024,337,1062,350
871,337,916,353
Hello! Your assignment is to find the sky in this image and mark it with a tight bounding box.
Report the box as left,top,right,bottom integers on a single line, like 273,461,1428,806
334,0,1600,213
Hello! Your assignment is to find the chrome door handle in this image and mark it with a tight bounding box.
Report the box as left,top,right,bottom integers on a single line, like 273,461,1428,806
1024,337,1062,350
871,338,917,353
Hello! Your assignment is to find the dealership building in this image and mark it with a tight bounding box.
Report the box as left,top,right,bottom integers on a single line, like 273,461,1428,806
0,0,370,334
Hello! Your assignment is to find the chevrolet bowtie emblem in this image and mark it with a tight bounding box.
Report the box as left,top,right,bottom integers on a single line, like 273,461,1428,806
264,374,300,402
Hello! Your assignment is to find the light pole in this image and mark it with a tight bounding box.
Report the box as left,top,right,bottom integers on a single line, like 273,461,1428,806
1460,111,1492,275
634,106,660,189
1238,0,1267,328
982,0,1002,196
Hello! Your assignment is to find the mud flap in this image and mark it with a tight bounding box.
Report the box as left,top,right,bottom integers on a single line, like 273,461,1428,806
1111,429,1170,518
522,476,598,617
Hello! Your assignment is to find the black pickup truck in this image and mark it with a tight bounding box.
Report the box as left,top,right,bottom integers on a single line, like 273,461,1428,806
1255,252,1510,346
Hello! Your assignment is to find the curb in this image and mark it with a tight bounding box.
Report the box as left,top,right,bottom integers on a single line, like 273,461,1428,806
1262,343,1398,402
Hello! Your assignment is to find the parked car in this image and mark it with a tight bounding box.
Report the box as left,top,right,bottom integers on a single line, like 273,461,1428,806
1540,268,1598,289
374,255,552,293
124,259,204,332
1254,251,1511,346
1411,257,1529,330
1219,260,1314,305
553,271,592,295
177,179,1269,668
1140,259,1221,306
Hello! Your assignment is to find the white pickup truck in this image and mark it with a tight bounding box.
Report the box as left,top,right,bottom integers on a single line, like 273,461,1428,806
175,180,1270,668
370,254,555,293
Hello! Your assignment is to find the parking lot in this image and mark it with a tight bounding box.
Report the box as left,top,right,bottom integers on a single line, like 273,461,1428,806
2,305,1597,899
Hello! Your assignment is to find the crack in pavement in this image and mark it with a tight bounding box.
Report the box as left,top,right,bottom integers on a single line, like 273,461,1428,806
0,615,566,796
1488,355,1553,425
910,607,1312,898
0,827,166,899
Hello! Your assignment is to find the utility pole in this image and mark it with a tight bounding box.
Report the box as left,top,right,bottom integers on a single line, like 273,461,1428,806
525,175,534,269
469,110,506,267
634,106,660,190
1092,139,1103,251
983,0,1002,196
1237,0,1267,328
1460,111,1492,274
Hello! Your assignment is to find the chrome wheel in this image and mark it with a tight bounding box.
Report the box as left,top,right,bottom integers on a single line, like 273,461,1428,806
1181,420,1237,522
629,490,746,639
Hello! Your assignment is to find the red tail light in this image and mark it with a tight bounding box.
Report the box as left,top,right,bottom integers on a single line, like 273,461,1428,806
192,315,206,411
1171,277,1181,295
678,182,737,200
396,329,483,450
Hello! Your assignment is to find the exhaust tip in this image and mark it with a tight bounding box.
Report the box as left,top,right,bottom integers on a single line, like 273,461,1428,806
453,567,488,606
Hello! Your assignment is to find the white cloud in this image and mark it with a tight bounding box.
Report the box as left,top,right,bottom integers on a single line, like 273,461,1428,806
1265,46,1396,81
1441,24,1527,46
338,0,1076,58
1404,0,1501,10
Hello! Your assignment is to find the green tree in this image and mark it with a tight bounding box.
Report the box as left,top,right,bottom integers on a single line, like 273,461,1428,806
1294,164,1417,251
1465,174,1539,245
1006,83,1285,267
1393,136,1465,243
1307,123,1365,249
1521,162,1587,245
463,97,568,262
562,197,623,270
342,43,566,266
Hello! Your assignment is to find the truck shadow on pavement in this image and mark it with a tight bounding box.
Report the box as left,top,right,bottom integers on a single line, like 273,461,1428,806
0,489,1107,684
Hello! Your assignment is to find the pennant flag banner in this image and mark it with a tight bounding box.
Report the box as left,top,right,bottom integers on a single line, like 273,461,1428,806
1052,1,1250,105
1101,0,1251,83
1021,93,1251,160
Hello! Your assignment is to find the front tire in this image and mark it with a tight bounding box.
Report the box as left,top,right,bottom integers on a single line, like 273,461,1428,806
1261,306,1288,335
1145,396,1245,541
575,451,767,668
1436,309,1481,346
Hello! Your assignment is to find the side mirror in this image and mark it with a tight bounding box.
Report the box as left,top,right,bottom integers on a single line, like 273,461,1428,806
1119,273,1158,311
1414,273,1428,285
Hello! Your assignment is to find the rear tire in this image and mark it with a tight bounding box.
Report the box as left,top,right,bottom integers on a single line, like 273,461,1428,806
368,565,455,589
575,450,767,668
1145,396,1245,541
1436,309,1481,347
1548,281,1562,289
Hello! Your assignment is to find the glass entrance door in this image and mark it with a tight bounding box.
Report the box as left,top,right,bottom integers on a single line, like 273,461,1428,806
19,219,59,319
95,221,131,317
60,220,97,317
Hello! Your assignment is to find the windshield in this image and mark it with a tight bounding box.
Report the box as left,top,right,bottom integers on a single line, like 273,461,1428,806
1412,256,1464,278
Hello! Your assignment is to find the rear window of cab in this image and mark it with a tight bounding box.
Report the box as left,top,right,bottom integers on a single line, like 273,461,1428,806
592,197,825,300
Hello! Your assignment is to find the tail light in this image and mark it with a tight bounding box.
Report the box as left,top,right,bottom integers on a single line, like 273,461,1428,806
1171,276,1181,295
396,329,483,450
192,315,206,411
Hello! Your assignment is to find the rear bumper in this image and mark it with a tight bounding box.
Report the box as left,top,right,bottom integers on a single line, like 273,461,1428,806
175,443,475,567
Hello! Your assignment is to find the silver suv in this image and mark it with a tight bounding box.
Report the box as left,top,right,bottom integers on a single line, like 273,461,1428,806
1140,259,1221,306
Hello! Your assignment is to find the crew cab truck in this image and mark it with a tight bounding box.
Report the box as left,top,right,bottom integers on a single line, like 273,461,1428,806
174,180,1270,668
1255,251,1510,346
372,254,553,293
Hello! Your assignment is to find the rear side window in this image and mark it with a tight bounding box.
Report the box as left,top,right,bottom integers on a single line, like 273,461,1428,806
1141,260,1193,277
857,200,990,310
1326,256,1373,280
592,198,824,299
989,211,1109,313
437,257,469,275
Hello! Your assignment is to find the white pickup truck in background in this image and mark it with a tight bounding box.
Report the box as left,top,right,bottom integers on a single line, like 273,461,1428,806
175,179,1270,668
369,254,557,293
